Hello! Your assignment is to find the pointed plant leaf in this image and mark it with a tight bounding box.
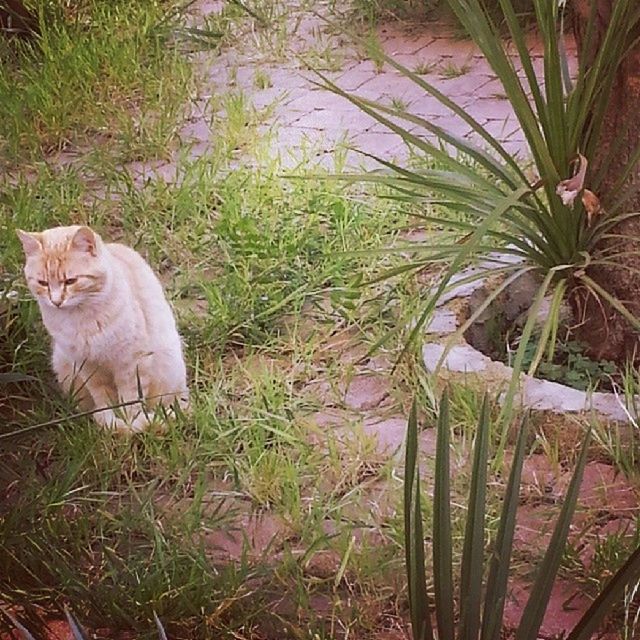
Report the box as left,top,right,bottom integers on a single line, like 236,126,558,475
458,394,491,640
515,429,592,640
481,414,530,640
1,609,37,640
567,544,640,640
64,608,88,640
404,399,434,640
153,611,169,640
433,389,455,640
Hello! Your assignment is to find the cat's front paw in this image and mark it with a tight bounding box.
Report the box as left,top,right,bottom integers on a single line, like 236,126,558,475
94,408,130,433
129,410,154,433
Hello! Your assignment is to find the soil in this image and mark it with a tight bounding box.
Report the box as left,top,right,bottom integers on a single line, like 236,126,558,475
463,276,621,392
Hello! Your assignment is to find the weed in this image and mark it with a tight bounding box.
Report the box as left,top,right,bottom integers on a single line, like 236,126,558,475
253,69,272,89
514,336,617,392
302,46,345,72
390,96,409,111
345,0,437,23
0,152,412,636
362,30,385,72
414,60,437,75
438,59,472,78
3,1,640,637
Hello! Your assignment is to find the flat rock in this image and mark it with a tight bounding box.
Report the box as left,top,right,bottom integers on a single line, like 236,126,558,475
423,343,489,373
205,512,287,560
344,375,390,411
425,307,457,334
362,416,407,454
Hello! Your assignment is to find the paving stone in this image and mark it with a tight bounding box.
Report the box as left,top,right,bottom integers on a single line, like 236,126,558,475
423,343,489,373
425,308,457,334
124,2,567,190
418,37,482,59
504,579,597,638
403,96,463,119
428,73,492,97
291,107,376,132
462,96,513,120
379,28,435,57
351,131,406,159
480,117,521,140
350,71,414,96
344,375,390,411
287,89,353,112
335,67,379,91
180,119,214,142
362,416,407,454
579,462,639,511
205,511,288,560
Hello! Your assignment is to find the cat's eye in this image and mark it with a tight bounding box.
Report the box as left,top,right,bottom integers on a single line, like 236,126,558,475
37,279,48,287
64,277,78,285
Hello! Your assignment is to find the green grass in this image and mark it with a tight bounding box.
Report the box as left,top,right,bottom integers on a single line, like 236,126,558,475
345,0,437,23
0,154,413,636
438,59,472,78
2,1,640,637
0,0,196,166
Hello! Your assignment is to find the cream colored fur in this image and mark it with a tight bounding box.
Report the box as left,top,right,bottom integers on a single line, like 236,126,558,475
17,225,189,432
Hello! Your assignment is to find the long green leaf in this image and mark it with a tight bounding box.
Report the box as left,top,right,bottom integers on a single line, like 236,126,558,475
2,609,37,640
433,389,455,640
64,608,88,640
349,95,519,189
404,399,434,640
497,270,555,454
481,414,530,640
567,544,640,640
154,611,169,640
313,75,506,195
369,47,529,183
578,274,640,332
399,184,536,368
458,394,491,640
515,429,592,640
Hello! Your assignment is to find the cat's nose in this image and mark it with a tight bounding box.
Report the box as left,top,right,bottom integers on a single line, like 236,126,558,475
50,293,64,307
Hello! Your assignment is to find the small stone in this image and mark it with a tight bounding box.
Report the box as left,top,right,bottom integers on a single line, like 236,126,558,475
304,550,341,579
422,343,489,373
522,378,589,413
425,308,457,334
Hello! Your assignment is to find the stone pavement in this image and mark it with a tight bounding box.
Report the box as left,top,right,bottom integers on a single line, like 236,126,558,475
130,1,565,180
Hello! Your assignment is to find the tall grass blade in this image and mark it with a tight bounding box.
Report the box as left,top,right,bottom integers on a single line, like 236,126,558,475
433,389,455,640
515,429,591,640
481,414,530,640
567,545,640,640
404,399,434,640
458,394,491,640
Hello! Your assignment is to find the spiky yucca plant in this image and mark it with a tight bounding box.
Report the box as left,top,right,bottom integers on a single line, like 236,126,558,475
404,391,640,640
320,0,640,438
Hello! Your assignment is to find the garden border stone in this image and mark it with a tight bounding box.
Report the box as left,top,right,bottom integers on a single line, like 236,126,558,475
422,264,631,423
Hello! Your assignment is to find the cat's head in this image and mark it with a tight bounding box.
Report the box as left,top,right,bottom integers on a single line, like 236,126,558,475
17,225,109,309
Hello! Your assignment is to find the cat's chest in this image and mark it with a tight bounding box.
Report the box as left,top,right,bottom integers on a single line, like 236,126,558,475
45,312,129,362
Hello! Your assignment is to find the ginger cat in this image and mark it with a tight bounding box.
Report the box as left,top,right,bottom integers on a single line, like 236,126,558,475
17,225,189,432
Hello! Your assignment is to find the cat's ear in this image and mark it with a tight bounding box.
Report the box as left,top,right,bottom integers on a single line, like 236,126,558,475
71,226,98,256
16,230,42,257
